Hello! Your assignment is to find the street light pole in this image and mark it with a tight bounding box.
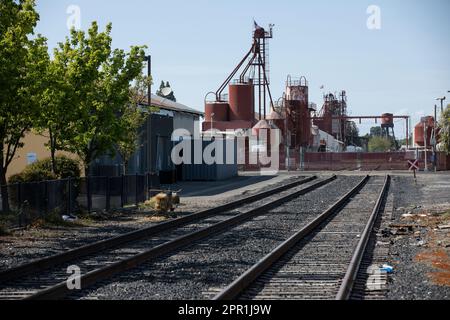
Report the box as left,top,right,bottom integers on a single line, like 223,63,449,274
436,96,446,114
146,55,152,108
145,55,152,174
423,119,428,172
433,104,437,172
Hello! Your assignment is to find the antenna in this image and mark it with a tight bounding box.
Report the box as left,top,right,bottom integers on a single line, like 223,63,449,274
161,86,173,97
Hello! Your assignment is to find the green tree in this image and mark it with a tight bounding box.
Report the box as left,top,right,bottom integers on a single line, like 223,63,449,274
118,74,151,174
368,136,393,152
397,135,413,148
0,0,46,212
130,73,153,106
440,106,450,154
118,74,162,174
156,81,165,97
345,121,360,146
370,126,382,137
117,104,147,175
35,39,72,175
53,22,146,176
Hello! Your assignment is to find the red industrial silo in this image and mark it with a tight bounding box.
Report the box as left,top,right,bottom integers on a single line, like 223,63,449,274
205,102,229,122
414,116,435,147
286,100,311,148
284,77,311,148
229,83,255,122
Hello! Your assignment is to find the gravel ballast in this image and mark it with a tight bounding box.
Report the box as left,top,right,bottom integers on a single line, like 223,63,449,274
0,174,306,271
2,172,449,300
74,176,363,300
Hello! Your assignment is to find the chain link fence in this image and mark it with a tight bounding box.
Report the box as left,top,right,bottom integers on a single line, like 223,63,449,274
1,173,160,228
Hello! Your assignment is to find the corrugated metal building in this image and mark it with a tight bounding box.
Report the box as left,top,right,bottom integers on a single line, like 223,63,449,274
178,139,238,181
92,94,204,183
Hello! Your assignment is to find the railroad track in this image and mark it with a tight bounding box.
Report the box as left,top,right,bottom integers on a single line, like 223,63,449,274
0,175,336,300
350,190,394,300
214,175,390,301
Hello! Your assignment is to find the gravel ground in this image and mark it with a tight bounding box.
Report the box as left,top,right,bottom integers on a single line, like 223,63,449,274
2,172,448,300
72,176,363,300
0,174,305,271
386,174,450,300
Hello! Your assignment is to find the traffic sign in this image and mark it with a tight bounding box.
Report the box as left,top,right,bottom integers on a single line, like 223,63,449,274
408,160,419,171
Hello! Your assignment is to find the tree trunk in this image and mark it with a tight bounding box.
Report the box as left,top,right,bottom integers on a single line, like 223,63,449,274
0,143,10,213
84,153,92,178
49,129,57,176
84,163,90,178
0,172,9,213
123,159,128,175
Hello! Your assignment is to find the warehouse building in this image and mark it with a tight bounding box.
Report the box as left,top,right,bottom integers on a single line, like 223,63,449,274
91,94,204,183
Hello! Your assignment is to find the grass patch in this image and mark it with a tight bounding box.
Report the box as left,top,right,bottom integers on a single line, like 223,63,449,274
31,211,86,229
441,209,450,220
0,213,17,236
139,215,170,223
0,223,11,236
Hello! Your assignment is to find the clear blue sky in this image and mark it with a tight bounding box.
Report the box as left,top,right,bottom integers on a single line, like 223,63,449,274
35,0,450,137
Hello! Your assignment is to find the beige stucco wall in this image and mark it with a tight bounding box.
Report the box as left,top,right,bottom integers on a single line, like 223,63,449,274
6,131,81,180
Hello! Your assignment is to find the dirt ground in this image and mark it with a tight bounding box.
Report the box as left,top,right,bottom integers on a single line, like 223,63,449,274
386,172,450,299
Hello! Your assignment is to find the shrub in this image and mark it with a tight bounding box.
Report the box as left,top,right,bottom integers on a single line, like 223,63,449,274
9,168,56,184
52,156,81,179
440,106,450,154
8,156,81,184
8,174,25,184
368,136,393,152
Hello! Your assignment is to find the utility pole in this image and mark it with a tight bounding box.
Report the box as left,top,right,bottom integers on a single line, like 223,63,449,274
145,55,152,174
436,96,446,114
433,104,437,172
423,119,428,172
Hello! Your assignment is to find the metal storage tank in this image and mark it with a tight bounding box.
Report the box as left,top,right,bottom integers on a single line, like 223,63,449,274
229,83,254,122
286,100,311,148
414,117,435,147
205,102,229,122
381,113,394,126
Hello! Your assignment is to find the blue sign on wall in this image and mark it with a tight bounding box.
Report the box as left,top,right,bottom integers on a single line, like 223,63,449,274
27,153,37,165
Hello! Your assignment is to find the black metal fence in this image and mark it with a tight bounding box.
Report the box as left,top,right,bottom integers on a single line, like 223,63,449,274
1,173,160,224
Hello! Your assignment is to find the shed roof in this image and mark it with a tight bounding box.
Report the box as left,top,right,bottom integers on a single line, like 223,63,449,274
144,94,204,117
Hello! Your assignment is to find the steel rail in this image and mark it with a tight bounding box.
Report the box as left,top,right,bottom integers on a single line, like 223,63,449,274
0,176,317,284
213,175,370,301
25,176,336,300
335,175,390,300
